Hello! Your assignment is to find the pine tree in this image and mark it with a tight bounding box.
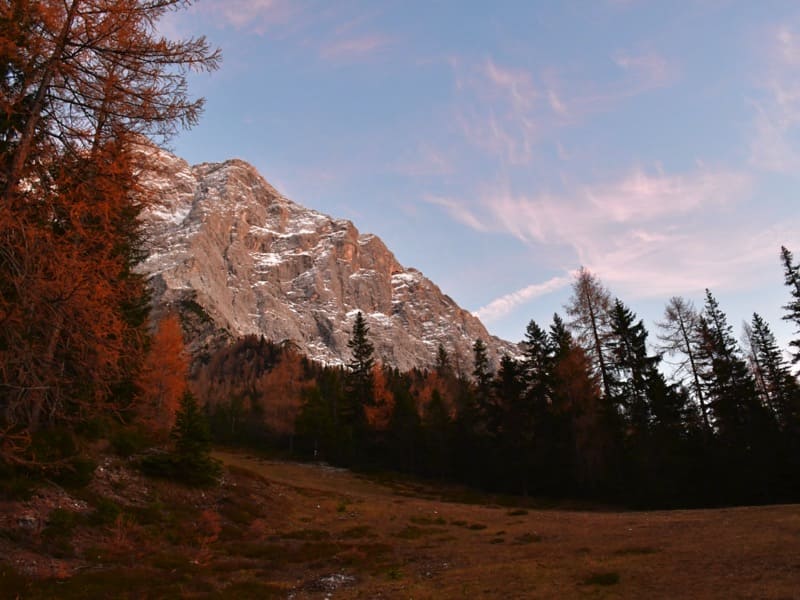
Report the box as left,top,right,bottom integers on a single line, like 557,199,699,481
781,246,800,365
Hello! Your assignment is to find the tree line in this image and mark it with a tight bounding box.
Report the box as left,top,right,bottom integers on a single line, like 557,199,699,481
207,253,800,507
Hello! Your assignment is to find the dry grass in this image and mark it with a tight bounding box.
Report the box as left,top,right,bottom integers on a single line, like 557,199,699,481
3,449,800,598
213,451,800,599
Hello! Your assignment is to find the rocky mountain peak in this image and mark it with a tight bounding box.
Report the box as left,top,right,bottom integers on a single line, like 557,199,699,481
136,146,516,371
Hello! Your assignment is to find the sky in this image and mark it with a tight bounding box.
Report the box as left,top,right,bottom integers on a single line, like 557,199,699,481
163,0,800,353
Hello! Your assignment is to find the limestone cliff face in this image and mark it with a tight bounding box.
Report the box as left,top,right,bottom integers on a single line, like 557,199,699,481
137,147,516,371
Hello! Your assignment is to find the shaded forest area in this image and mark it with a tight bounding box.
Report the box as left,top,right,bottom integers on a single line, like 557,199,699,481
196,255,800,508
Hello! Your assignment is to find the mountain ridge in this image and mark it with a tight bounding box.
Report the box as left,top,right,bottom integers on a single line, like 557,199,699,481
136,145,517,371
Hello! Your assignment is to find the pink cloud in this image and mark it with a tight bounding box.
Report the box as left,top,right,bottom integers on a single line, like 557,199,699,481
613,51,675,90
393,143,454,177
448,51,677,165
429,166,772,303
198,0,298,34
319,34,393,61
750,23,800,172
423,194,490,233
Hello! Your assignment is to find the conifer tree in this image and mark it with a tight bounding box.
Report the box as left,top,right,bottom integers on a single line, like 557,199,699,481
346,311,375,430
0,0,219,464
607,298,659,435
435,343,451,377
745,313,800,432
781,246,800,365
656,296,711,433
698,290,765,443
137,313,188,433
565,267,614,399
170,390,219,486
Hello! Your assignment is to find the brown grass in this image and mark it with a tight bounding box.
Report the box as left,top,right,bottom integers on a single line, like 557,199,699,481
212,451,800,599
3,449,800,599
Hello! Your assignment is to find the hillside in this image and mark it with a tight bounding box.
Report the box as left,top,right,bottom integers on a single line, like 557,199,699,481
2,451,799,598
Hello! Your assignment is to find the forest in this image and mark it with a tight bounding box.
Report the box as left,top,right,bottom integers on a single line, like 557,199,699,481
196,256,800,508
2,0,800,512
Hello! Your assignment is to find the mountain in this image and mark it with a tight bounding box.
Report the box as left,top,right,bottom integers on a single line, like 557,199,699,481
136,146,516,371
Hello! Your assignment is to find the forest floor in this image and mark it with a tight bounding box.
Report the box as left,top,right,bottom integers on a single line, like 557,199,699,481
1,449,800,598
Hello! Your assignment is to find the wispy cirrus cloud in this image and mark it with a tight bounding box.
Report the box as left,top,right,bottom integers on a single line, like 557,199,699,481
474,275,573,323
432,165,772,317
452,58,551,165
449,50,676,165
197,0,299,33
750,22,800,173
612,50,676,93
190,0,393,63
393,143,454,177
422,194,489,232
319,33,393,62
489,167,753,294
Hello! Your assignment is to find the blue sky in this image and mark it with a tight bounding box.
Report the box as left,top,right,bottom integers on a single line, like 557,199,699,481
164,1,800,351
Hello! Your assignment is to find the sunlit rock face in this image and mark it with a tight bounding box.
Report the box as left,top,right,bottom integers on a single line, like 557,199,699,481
136,146,516,371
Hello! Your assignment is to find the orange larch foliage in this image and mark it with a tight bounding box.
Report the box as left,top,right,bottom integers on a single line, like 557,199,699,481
0,0,219,465
136,314,188,433
413,371,457,420
365,364,395,431
257,348,313,437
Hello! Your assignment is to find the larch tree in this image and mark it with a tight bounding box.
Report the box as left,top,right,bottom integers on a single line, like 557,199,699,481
0,0,219,464
565,267,614,400
656,296,711,434
136,313,188,434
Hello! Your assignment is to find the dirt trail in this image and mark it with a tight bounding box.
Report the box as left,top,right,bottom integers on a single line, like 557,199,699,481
214,450,800,599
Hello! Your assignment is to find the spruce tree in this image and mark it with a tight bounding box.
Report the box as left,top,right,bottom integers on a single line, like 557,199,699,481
607,299,659,435
698,290,765,444
781,246,800,365
746,313,800,432
346,311,375,432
